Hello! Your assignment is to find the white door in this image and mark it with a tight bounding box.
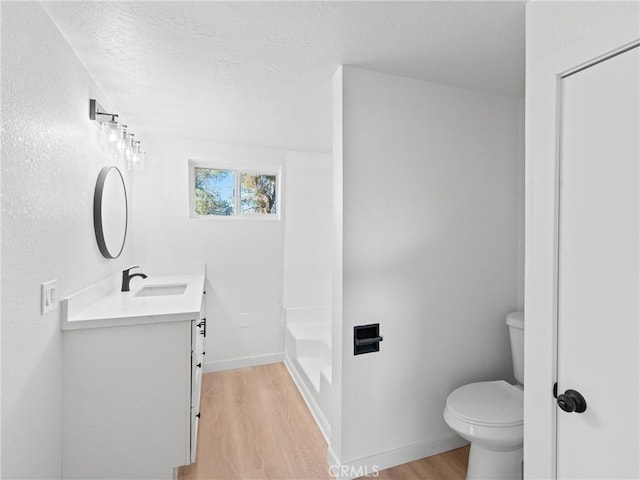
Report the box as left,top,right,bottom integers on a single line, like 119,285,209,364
557,45,640,478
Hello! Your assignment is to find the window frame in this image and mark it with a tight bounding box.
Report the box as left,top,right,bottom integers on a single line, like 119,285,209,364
188,159,282,220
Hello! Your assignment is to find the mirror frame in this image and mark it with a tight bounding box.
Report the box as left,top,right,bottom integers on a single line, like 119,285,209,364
93,166,128,259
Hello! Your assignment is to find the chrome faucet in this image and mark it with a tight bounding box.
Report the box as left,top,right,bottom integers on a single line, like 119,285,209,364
121,266,148,292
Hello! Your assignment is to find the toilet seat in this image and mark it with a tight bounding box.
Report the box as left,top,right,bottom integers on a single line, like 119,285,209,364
446,380,523,428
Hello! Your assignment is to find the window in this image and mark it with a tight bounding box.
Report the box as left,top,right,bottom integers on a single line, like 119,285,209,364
190,163,280,218
240,173,278,214
194,168,235,216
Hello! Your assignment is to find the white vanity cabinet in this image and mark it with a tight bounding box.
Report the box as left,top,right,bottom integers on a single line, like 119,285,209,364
61,265,206,479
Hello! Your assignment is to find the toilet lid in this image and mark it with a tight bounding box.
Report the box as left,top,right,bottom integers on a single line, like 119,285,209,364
446,380,523,427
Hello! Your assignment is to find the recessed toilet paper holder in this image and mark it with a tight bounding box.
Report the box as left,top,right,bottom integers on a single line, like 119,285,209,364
354,323,383,355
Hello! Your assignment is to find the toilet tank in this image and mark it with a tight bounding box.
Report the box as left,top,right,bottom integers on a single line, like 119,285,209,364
506,312,525,385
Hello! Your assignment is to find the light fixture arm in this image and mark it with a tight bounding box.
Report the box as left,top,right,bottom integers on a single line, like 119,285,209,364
89,99,118,123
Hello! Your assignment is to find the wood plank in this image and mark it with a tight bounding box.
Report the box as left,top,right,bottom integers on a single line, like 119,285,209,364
372,447,469,480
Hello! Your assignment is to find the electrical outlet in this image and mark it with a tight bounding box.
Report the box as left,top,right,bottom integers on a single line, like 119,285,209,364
41,279,58,315
239,313,249,328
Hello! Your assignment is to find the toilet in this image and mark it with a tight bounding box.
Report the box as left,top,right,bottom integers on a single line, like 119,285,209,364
443,312,525,480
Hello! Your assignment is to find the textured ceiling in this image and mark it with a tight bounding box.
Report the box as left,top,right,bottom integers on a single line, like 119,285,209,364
43,1,525,152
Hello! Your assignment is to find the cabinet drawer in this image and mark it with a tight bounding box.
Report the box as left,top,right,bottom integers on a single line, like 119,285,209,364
191,317,206,351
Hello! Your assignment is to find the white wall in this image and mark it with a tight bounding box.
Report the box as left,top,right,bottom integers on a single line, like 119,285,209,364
131,139,299,371
525,2,640,478
330,67,345,461
517,98,525,311
1,3,133,477
331,66,522,468
283,152,332,309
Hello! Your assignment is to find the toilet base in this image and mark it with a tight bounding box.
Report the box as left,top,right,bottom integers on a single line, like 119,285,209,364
466,443,522,480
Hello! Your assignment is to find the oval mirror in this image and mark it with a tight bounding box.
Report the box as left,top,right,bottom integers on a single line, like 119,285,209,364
93,166,128,259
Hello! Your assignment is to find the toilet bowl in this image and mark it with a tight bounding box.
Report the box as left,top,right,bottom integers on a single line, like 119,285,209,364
443,312,524,480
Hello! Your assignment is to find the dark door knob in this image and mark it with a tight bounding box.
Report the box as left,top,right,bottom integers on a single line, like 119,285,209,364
557,389,587,413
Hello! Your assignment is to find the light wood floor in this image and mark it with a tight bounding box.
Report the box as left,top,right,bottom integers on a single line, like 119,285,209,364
178,363,469,480
371,447,468,480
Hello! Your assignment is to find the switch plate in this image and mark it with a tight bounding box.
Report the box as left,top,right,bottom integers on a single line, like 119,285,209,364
239,313,249,328
41,279,58,315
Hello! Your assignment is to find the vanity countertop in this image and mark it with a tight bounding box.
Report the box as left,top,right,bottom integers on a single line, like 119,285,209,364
61,264,206,331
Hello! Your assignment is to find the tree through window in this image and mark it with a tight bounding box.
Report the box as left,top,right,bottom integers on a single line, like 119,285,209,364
194,168,234,216
240,173,277,214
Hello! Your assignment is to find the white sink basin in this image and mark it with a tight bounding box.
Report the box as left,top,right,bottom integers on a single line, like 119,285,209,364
133,283,187,297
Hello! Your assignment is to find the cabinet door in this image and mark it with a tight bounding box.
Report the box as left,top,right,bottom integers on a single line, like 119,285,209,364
192,318,205,412
190,359,202,465
189,310,205,463
190,406,200,464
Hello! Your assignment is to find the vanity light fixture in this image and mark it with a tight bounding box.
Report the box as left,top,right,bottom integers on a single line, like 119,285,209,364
90,99,146,171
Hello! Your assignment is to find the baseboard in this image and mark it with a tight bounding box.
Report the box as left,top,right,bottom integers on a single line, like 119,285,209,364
327,434,468,480
284,355,331,443
203,352,284,373
327,446,341,475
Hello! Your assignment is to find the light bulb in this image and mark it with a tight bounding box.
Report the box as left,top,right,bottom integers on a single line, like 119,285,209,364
136,150,146,172
127,142,140,170
123,134,135,164
100,121,123,156
113,128,128,161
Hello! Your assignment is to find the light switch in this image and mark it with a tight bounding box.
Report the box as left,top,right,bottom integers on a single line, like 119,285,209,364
41,279,58,315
